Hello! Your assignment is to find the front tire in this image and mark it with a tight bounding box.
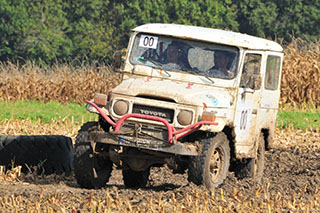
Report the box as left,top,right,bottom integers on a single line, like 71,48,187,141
122,167,150,188
74,122,113,189
188,133,230,189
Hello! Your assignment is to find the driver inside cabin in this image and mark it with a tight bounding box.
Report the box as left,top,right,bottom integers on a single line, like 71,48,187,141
208,50,235,78
162,41,190,70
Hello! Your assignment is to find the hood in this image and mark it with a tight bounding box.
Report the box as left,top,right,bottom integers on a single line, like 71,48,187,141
112,77,234,108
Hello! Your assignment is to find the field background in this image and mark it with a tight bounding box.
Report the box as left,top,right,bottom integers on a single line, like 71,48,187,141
0,40,319,212
0,38,319,108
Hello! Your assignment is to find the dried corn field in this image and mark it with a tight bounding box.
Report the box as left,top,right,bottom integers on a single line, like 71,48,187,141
281,39,320,107
0,61,121,104
0,39,319,106
0,119,320,212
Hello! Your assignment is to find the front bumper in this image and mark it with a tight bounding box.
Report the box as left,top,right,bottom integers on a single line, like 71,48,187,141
90,131,199,156
85,100,219,156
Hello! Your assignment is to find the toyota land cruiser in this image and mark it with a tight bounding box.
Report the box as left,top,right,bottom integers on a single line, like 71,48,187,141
74,23,283,189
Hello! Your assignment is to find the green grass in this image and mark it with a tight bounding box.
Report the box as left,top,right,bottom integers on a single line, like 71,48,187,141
0,100,97,124
0,101,319,130
277,109,320,130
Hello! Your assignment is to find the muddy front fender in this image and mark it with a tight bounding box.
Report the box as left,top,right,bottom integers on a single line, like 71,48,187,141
199,116,228,132
86,100,110,116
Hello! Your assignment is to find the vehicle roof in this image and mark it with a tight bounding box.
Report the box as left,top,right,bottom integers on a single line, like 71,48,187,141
133,23,283,52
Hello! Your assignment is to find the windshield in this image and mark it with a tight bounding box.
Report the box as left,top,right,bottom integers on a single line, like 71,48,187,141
129,33,239,79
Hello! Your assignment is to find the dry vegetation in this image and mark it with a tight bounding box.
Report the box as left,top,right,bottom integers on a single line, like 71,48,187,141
0,39,319,106
0,118,79,140
0,61,121,104
280,38,320,107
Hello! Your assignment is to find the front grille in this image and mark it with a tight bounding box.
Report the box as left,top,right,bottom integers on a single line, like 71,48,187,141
136,95,176,103
132,104,174,123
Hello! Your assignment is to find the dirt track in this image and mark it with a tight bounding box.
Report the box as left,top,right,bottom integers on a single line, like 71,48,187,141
1,129,320,212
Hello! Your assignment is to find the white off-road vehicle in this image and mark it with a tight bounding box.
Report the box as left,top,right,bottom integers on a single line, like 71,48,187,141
74,24,283,189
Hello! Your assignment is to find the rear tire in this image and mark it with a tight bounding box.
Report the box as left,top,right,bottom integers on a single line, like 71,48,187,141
188,133,230,189
74,122,113,189
250,134,265,183
234,133,265,183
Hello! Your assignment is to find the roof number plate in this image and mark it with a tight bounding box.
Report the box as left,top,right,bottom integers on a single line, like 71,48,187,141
139,35,158,49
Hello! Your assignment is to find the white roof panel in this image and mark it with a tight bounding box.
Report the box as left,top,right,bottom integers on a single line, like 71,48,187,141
133,23,283,52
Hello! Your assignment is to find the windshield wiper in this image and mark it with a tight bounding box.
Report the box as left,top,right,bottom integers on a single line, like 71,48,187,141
203,74,215,84
138,57,171,77
160,69,171,77
138,57,162,66
185,69,215,84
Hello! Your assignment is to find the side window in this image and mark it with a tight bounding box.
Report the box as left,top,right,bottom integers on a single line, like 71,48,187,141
240,53,262,89
265,55,281,90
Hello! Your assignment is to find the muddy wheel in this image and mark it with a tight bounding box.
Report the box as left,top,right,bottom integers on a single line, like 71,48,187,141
74,122,113,189
0,135,73,175
250,134,265,182
188,133,230,189
234,134,265,183
122,167,150,188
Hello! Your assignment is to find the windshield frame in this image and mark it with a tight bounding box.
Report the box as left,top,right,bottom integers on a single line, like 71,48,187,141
128,33,240,80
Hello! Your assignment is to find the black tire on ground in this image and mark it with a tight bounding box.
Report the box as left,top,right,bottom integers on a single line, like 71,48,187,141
0,135,73,175
122,167,150,188
73,122,113,189
234,134,265,183
188,132,230,189
252,134,265,183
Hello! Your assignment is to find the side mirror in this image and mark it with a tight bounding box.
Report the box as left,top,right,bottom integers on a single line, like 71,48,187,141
112,52,122,71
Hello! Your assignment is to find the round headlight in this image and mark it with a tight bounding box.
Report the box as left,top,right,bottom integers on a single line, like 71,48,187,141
113,100,129,116
177,110,193,126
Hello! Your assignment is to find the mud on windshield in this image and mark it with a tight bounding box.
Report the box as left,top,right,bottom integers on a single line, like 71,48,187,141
129,33,239,79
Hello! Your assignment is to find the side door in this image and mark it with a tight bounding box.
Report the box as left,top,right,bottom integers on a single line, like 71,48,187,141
259,52,283,148
234,51,263,157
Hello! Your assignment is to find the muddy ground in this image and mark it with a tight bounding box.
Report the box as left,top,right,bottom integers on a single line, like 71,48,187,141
0,129,320,212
